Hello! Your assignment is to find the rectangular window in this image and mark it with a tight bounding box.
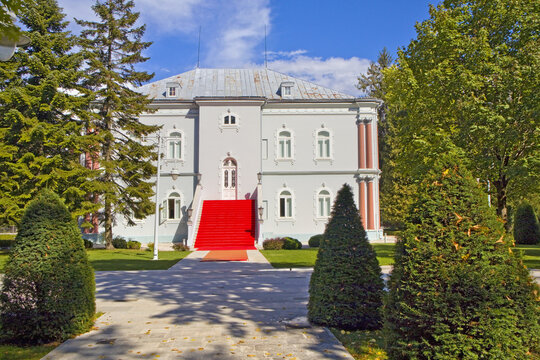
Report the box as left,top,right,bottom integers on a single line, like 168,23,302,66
168,87,176,97
262,139,268,159
319,198,324,217
287,198,292,217
286,140,291,158
280,198,285,217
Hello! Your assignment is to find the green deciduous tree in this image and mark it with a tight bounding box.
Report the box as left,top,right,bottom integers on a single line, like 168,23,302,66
0,0,98,226
0,190,95,345
384,0,540,230
76,0,159,249
514,202,540,245
385,154,540,359
308,184,384,330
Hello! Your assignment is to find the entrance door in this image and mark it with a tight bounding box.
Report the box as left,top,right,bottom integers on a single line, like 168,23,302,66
222,158,237,200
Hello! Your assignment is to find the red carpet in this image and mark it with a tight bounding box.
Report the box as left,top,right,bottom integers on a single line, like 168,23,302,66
201,250,248,262
194,200,257,250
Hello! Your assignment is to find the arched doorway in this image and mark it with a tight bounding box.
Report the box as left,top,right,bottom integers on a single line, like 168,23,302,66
222,158,237,200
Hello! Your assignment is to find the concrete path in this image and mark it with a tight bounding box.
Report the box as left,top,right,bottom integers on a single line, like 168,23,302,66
44,251,353,360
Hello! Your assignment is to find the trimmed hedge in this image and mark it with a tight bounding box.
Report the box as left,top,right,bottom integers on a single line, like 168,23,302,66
514,203,540,245
112,236,127,249
172,243,190,251
126,240,141,250
308,234,323,248
385,162,540,359
0,190,95,345
308,184,384,330
263,238,285,250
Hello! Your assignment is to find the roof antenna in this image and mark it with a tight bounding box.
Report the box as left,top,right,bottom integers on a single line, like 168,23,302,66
197,26,201,68
264,24,267,68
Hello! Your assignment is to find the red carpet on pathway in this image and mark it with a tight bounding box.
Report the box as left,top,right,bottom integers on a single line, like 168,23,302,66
195,200,257,250
201,250,248,262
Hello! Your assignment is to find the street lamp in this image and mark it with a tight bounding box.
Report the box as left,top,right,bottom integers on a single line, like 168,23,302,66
0,10,30,61
151,134,162,260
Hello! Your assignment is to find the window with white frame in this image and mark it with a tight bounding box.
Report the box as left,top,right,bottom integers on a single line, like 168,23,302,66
166,82,179,98
316,130,331,159
160,192,181,221
317,190,331,218
223,114,236,125
278,130,292,159
168,132,182,159
168,86,176,97
279,190,293,218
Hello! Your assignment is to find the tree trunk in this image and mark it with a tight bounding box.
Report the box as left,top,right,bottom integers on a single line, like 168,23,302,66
493,174,509,232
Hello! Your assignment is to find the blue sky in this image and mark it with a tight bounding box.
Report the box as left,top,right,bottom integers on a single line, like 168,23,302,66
58,0,435,96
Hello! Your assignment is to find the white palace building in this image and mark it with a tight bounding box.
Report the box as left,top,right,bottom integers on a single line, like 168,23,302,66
111,68,382,249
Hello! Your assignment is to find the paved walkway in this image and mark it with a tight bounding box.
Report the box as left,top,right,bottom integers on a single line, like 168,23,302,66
43,251,353,360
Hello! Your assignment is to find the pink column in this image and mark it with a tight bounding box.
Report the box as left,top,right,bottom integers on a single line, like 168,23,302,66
358,121,366,169
359,180,367,229
367,180,374,230
366,122,373,169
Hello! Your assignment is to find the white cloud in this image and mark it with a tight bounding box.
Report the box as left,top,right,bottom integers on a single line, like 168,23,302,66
267,54,371,97
56,1,369,96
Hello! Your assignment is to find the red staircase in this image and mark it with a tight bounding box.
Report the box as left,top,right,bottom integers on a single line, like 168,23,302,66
194,200,257,250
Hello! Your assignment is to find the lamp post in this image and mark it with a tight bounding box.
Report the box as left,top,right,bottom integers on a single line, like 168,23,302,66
0,10,30,61
152,134,162,260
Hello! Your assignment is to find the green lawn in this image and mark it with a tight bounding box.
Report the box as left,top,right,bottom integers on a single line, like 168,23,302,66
87,249,191,271
330,329,387,360
0,344,58,360
517,244,540,269
0,249,191,273
261,244,396,268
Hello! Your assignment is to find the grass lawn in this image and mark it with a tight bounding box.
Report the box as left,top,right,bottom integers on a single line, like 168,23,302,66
330,329,387,360
0,344,58,360
0,249,191,272
87,249,191,271
261,244,396,268
517,244,540,269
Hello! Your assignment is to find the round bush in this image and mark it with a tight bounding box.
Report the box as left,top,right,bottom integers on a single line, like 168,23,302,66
514,203,540,245
283,237,302,249
0,190,95,344
126,240,141,250
112,236,127,249
308,234,323,248
83,238,94,249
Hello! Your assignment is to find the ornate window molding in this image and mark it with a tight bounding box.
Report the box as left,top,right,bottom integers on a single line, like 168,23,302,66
275,126,295,163
276,187,295,221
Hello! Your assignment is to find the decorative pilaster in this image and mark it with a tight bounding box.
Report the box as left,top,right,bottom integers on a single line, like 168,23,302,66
357,120,366,169
367,179,375,230
359,179,367,229
366,121,373,169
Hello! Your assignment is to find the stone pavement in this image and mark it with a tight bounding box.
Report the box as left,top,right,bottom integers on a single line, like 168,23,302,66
43,251,353,360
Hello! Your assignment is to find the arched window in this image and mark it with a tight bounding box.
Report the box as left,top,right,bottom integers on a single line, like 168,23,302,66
317,130,331,158
278,130,292,159
161,192,181,221
168,132,182,159
223,115,236,125
279,190,293,218
317,190,331,218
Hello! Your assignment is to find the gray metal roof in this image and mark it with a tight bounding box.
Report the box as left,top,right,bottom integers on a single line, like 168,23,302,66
138,68,355,101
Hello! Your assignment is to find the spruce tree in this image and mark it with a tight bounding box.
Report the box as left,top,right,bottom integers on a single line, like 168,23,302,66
0,0,98,226
76,0,159,249
308,184,384,330
385,158,540,359
514,203,540,245
0,190,95,344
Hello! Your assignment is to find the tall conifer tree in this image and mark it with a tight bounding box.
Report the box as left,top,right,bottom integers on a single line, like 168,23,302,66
0,0,97,225
76,0,158,249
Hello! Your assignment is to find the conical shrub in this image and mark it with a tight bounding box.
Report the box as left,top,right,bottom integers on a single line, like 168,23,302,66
385,163,540,359
308,183,384,330
514,203,540,245
0,190,95,344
